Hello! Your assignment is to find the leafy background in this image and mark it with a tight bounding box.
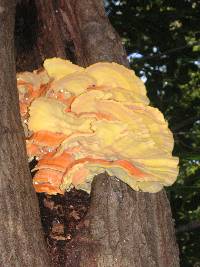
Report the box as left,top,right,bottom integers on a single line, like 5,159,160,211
105,1,200,266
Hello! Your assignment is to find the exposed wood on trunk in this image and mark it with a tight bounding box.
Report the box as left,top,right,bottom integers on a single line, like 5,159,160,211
15,0,180,266
0,1,52,266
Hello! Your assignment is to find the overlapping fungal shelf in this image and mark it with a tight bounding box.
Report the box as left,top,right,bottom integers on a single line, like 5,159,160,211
17,58,179,194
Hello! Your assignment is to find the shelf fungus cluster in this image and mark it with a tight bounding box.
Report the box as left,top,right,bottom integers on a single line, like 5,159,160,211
17,57,179,195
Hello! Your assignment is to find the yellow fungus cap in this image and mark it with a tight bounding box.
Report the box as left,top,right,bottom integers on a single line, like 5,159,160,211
17,58,179,195
49,71,96,96
43,58,84,80
28,97,96,136
86,62,149,104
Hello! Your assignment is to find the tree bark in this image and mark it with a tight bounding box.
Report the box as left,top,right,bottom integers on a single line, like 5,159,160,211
81,175,179,267
15,1,180,266
55,1,180,266
0,1,52,266
15,0,128,71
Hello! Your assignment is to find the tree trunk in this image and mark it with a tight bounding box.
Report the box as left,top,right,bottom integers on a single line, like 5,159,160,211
61,2,180,266
15,1,180,266
0,1,52,266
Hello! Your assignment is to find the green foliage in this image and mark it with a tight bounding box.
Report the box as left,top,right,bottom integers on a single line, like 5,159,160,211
106,1,200,266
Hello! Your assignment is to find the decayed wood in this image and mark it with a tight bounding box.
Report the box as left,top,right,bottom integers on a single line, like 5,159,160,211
15,0,180,266
0,1,52,266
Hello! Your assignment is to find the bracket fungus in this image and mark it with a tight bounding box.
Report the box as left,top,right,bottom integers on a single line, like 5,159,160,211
17,58,179,195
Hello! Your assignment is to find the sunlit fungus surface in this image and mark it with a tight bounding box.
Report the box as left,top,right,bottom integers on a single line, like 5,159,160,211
17,57,179,195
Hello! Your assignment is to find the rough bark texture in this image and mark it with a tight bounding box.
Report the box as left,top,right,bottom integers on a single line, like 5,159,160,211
15,1,180,266
15,0,128,71
56,0,128,67
82,174,179,267
0,1,52,266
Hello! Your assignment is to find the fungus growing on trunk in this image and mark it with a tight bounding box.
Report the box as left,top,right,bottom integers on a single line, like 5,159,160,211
17,57,179,195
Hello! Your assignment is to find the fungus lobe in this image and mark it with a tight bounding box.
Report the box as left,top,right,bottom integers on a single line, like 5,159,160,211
17,57,179,194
